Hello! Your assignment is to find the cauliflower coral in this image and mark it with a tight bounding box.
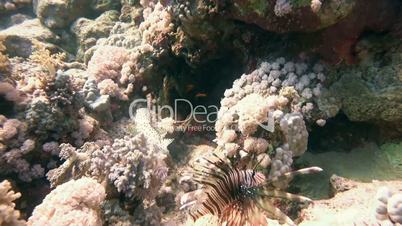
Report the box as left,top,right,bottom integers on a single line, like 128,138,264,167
28,177,106,226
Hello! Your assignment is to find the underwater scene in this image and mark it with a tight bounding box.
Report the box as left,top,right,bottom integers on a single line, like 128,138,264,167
0,0,401,225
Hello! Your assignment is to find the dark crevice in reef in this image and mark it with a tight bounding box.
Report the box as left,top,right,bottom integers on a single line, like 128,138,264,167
0,95,16,117
15,178,51,220
307,113,380,153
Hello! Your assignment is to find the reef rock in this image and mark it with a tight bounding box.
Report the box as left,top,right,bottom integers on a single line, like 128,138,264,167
320,35,402,130
225,0,354,33
0,19,60,57
0,0,31,15
34,0,92,29
71,10,119,60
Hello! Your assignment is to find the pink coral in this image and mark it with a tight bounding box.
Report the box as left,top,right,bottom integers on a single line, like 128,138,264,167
87,46,129,82
28,177,106,226
0,82,25,104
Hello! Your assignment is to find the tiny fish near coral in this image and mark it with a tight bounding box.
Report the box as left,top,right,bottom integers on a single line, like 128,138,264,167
181,153,323,226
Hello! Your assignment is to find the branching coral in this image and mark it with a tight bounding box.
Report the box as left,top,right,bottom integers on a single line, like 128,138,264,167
28,177,106,226
0,180,26,226
47,108,171,200
0,115,45,182
91,133,169,200
29,41,66,80
215,58,327,178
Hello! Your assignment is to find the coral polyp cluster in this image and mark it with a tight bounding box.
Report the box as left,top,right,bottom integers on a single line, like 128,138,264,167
215,58,327,181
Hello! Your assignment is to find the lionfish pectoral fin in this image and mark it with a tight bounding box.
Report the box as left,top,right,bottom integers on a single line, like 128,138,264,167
256,198,297,226
180,200,197,210
260,189,313,203
273,166,323,182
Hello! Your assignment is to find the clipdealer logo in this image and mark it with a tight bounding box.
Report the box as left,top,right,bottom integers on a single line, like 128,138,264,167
129,98,275,133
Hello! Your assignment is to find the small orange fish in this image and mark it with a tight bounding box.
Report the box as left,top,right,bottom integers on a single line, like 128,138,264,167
186,84,195,92
195,92,207,97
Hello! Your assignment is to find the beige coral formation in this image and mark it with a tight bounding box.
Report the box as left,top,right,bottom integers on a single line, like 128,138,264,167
0,37,10,74
375,186,402,225
140,2,174,46
0,180,26,226
28,177,106,226
5,42,67,104
300,180,402,226
86,44,153,100
0,82,25,104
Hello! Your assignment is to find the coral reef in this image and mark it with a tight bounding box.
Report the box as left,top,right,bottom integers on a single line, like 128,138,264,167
0,115,45,182
71,10,119,60
47,109,171,200
0,19,60,57
321,35,402,130
101,199,135,226
34,0,92,29
28,177,106,226
217,0,356,32
0,0,400,225
215,58,326,178
0,180,26,226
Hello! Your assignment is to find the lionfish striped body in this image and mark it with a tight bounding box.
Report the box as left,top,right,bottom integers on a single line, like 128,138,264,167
182,153,322,226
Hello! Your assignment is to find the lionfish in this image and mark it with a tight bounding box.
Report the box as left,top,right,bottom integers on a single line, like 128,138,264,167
181,153,322,226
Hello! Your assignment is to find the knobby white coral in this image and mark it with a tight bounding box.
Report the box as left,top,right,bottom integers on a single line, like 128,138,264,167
274,0,292,17
28,177,106,226
0,180,26,226
215,58,326,178
375,187,402,225
140,2,174,45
